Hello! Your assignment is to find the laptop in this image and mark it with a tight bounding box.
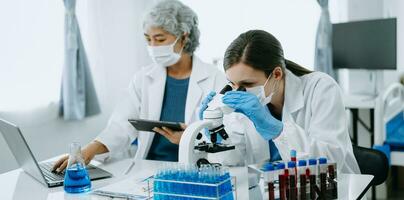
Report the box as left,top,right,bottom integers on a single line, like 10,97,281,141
0,119,112,187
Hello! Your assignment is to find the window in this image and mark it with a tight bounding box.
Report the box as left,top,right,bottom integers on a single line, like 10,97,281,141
0,0,64,111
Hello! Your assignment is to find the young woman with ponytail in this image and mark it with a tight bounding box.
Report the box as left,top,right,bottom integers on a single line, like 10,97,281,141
200,30,360,174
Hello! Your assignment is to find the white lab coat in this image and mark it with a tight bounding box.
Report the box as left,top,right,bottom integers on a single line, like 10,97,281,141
210,69,361,174
270,69,360,173
236,69,361,199
95,56,228,160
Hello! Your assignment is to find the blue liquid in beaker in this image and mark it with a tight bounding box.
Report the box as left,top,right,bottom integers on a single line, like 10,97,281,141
63,163,91,193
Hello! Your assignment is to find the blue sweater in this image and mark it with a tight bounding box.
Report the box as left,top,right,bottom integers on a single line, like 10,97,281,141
146,76,190,161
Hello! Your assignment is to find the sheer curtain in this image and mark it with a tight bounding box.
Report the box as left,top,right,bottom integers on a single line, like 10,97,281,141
314,0,337,79
60,0,100,120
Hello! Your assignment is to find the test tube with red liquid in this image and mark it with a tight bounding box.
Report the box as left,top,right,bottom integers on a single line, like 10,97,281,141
328,163,338,199
298,160,308,200
277,162,287,200
263,163,275,200
290,150,298,187
308,159,318,200
288,161,297,200
318,157,328,198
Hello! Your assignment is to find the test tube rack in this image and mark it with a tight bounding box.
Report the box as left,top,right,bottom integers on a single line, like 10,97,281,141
145,174,237,200
249,160,338,200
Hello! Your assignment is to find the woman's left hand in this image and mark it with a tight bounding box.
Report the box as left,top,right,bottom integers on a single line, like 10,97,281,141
222,91,283,140
153,123,187,145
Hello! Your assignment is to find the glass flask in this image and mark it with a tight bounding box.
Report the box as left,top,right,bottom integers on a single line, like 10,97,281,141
64,142,91,193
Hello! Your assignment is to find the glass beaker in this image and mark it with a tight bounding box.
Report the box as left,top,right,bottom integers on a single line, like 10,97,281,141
64,142,91,193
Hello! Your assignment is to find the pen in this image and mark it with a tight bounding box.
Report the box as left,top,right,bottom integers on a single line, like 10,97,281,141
124,160,135,175
92,190,149,200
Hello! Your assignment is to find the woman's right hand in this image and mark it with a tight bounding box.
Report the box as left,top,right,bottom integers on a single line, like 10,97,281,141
222,91,283,140
52,141,107,173
199,91,216,120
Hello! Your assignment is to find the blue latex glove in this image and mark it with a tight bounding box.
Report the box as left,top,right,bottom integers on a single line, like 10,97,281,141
222,91,283,140
199,91,216,120
198,91,222,143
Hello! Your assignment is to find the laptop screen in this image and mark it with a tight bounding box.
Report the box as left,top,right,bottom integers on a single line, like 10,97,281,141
0,119,47,185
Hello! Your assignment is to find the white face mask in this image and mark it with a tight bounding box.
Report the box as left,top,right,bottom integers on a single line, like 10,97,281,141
147,37,183,67
246,74,276,105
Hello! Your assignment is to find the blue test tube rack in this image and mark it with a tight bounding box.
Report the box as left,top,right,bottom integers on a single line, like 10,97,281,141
149,164,235,200
153,177,234,200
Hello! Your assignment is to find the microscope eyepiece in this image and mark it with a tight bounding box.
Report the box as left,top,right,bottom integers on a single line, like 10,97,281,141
237,86,246,91
219,85,233,94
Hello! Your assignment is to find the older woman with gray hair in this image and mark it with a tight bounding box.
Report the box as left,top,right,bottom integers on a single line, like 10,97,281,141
53,0,227,171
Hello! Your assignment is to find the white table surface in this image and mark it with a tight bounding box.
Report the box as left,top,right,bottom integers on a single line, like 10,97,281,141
343,93,377,109
0,158,249,200
0,157,372,200
337,173,373,200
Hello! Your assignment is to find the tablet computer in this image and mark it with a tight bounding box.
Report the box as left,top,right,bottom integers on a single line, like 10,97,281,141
128,119,183,132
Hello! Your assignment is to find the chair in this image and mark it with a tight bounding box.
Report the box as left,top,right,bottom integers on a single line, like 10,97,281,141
353,145,389,200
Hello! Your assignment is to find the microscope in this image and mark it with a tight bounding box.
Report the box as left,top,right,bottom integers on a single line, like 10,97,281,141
178,85,246,166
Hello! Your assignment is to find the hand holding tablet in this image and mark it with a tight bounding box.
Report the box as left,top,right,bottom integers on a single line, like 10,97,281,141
128,119,183,132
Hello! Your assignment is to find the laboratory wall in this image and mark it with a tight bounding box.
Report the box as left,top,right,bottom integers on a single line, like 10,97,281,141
181,0,345,71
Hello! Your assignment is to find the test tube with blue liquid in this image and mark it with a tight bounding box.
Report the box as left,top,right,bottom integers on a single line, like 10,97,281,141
63,142,91,193
153,163,233,199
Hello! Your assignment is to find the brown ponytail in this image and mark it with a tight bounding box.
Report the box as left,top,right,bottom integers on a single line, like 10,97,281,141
285,59,312,76
224,30,312,77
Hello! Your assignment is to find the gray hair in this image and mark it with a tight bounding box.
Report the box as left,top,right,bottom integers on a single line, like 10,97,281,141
143,0,200,55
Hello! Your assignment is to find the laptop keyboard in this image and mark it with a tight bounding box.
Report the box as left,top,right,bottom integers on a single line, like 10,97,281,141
39,162,65,181
39,162,99,182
